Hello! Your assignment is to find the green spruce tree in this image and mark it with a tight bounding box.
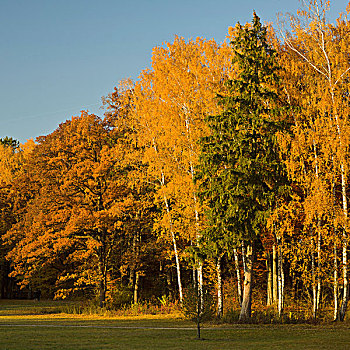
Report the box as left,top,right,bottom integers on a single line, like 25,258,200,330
197,13,288,322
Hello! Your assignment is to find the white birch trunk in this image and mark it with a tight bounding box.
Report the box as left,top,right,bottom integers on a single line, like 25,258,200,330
339,163,348,320
133,271,140,304
272,244,278,305
316,226,321,311
233,247,242,306
332,167,339,321
216,254,223,318
163,189,183,303
277,239,284,317
313,141,321,314
334,241,339,321
241,241,247,275
267,253,273,306
183,108,203,303
311,236,317,319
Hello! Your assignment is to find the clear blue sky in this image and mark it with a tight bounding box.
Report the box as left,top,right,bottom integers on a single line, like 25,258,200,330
0,0,347,143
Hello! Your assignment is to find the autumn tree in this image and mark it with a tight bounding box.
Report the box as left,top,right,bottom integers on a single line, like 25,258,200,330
278,0,350,321
131,36,233,303
4,112,135,306
102,80,160,304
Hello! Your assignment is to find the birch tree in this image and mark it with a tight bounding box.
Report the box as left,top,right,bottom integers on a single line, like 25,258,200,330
279,0,350,320
131,36,232,302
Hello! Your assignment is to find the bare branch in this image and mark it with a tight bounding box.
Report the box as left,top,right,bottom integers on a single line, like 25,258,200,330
334,67,350,88
284,36,328,79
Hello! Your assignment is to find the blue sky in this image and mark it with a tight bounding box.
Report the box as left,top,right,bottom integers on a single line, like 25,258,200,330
0,0,347,143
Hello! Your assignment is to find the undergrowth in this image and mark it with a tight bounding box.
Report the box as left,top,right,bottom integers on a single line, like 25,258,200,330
1,298,348,325
59,298,181,317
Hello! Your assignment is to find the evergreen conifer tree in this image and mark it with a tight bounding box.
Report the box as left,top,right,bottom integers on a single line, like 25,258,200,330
197,13,288,322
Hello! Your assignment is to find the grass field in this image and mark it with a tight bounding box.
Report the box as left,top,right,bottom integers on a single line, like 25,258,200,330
1,300,350,349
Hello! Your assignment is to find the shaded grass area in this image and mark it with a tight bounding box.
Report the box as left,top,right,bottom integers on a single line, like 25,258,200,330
0,299,74,316
1,300,350,349
1,322,350,350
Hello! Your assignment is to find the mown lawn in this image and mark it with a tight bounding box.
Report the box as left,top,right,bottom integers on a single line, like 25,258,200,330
0,300,350,349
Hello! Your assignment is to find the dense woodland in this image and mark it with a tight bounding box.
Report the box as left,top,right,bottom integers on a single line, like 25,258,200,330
1,0,350,322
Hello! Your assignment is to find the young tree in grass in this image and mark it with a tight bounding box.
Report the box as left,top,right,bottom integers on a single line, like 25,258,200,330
197,13,288,322
182,283,214,340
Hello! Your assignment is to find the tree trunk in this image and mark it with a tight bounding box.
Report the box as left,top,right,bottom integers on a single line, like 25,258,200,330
277,239,284,317
241,241,246,273
334,241,339,321
313,140,322,315
129,268,135,287
162,185,183,303
332,161,339,321
166,268,173,301
316,222,321,313
272,243,278,305
340,225,348,321
170,224,183,303
239,243,253,322
198,263,203,312
216,254,223,319
134,271,140,304
266,252,273,306
192,268,197,288
330,87,349,321
339,163,348,321
184,112,203,303
311,236,317,319
129,231,138,286
196,316,201,340
233,247,242,306
99,279,106,308
97,242,107,308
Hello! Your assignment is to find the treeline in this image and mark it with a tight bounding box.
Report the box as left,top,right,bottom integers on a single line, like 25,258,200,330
1,0,350,322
